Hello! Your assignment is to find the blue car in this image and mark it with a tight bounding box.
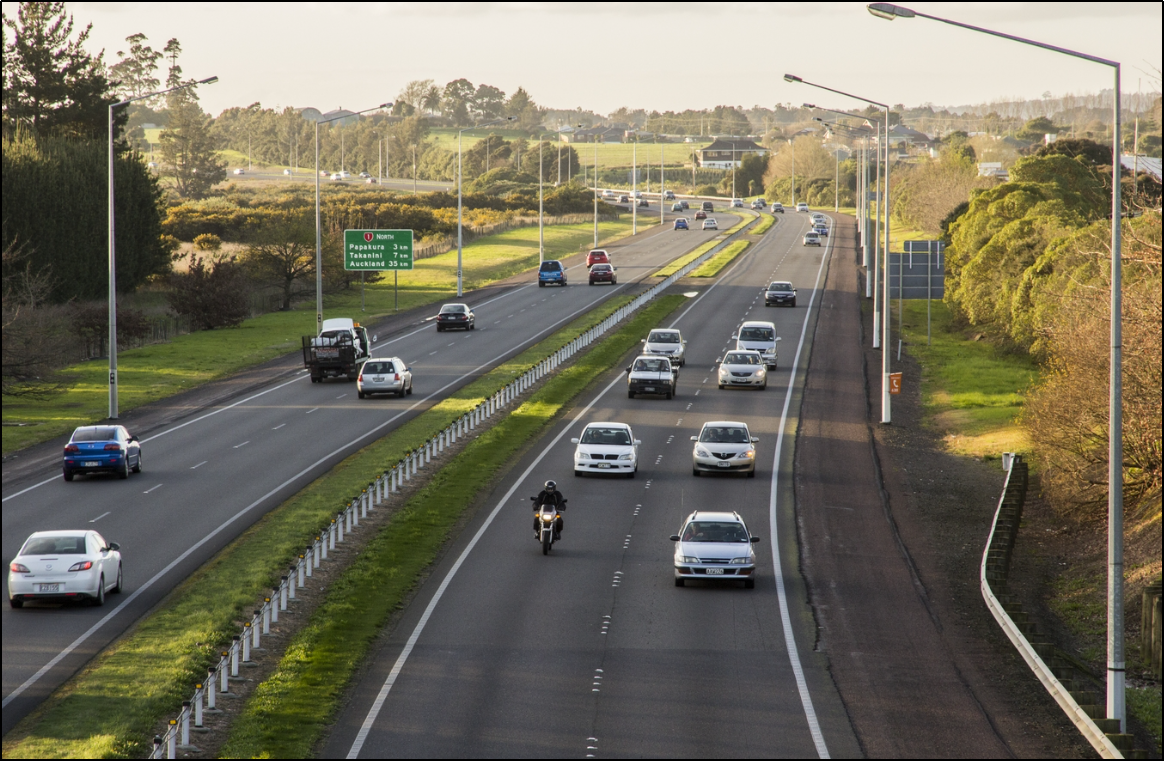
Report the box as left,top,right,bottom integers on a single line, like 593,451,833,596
673,217,689,230
538,260,568,287
63,425,142,481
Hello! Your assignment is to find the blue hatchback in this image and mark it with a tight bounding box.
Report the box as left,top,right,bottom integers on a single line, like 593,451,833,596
63,425,142,481
538,260,567,287
673,217,689,230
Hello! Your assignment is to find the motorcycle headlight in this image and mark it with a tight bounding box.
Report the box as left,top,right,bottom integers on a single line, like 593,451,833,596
695,447,710,457
729,557,751,565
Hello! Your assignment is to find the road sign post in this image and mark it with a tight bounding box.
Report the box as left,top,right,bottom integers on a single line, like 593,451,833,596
345,229,413,313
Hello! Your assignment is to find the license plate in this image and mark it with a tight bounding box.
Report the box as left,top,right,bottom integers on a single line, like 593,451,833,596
705,568,724,575
597,463,610,469
373,376,384,382
39,583,60,592
83,461,99,467
644,387,655,392
717,461,730,468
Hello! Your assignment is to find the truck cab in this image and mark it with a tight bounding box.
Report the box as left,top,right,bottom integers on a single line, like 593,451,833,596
303,318,372,382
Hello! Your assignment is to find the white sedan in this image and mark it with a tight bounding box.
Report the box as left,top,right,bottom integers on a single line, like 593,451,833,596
717,350,768,390
8,530,122,608
691,421,759,477
572,422,640,477
702,218,718,230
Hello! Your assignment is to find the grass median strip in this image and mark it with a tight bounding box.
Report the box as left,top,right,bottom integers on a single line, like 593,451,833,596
653,213,755,278
751,213,775,236
689,241,750,278
221,294,686,758
1,292,647,760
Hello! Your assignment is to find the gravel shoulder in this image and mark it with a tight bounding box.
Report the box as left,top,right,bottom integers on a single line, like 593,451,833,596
795,219,1092,757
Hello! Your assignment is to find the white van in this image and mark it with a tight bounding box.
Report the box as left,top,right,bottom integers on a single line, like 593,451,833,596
733,321,781,369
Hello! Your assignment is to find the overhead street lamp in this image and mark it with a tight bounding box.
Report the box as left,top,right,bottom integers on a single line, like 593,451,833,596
315,103,391,333
459,117,514,294
786,73,892,426
868,2,1128,732
808,102,883,299
108,75,218,419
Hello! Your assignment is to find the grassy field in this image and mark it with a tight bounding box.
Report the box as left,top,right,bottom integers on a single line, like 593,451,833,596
426,128,710,169
896,300,1036,460
1,218,638,455
220,294,687,758
0,289,663,759
690,241,750,278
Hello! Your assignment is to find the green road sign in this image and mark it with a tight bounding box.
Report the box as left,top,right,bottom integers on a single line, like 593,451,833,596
344,229,413,270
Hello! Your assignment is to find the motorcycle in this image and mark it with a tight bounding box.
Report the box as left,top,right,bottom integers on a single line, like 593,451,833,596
530,496,566,555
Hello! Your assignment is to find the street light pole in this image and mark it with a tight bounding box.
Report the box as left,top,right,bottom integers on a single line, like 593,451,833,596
108,75,218,419
458,116,513,295
785,74,891,422
632,134,637,234
594,139,599,247
868,2,1127,730
316,103,390,333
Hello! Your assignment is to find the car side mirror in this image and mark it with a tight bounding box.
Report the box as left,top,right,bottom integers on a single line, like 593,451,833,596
625,367,631,373
775,337,782,342
715,357,722,364
640,339,646,343
689,436,698,441
751,436,760,443
634,440,641,446
670,535,681,542
570,438,580,444
108,542,120,551
128,436,137,443
730,335,738,341
750,536,761,543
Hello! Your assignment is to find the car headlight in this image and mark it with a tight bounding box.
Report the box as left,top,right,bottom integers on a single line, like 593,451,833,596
576,451,589,460
695,447,710,457
677,556,700,564
737,449,755,459
619,453,633,460
718,367,729,376
729,557,752,565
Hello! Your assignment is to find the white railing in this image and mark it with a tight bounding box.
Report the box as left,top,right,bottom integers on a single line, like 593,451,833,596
146,216,755,757
979,456,1123,759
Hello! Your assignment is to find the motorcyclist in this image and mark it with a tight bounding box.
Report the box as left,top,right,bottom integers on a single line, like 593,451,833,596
532,480,566,540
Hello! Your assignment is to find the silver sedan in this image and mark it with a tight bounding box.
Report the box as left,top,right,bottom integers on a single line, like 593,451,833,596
8,530,122,608
691,421,759,477
717,350,767,390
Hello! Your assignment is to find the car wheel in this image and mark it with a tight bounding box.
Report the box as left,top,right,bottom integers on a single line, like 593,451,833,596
760,382,767,390
628,469,635,479
666,390,672,399
9,597,23,608
358,391,366,399
675,577,685,587
132,451,142,473
93,576,105,607
119,457,130,480
718,383,725,390
693,468,700,477
63,468,74,482
747,468,756,478
612,278,617,284
574,470,581,478
112,563,123,593
407,382,413,395
791,299,797,307
744,579,755,589
628,390,634,399
437,325,443,332
470,323,475,330
589,281,595,286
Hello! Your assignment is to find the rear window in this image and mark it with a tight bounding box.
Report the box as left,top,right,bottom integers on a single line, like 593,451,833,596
540,261,561,272
72,427,117,442
22,535,87,555
739,327,775,342
364,361,395,374
592,264,611,272
440,305,466,314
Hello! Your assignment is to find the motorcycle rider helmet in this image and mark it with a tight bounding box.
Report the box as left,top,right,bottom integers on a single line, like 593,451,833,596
544,480,557,493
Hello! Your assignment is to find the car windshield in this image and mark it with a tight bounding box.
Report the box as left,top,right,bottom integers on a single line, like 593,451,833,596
364,361,395,373
648,331,680,344
700,427,750,444
22,535,87,555
633,358,670,373
739,327,775,341
73,427,117,442
769,283,792,292
724,353,760,365
681,521,750,543
440,305,466,314
539,262,560,272
580,427,632,445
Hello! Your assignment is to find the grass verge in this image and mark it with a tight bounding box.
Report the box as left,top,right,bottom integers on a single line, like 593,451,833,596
219,295,686,758
896,300,1037,460
1,218,637,456
0,292,649,760
751,213,774,236
689,241,750,278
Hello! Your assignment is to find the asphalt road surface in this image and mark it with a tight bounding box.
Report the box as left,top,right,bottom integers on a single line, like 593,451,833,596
324,211,862,758
0,210,739,734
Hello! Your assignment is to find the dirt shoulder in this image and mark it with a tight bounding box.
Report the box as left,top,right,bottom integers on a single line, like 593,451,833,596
795,221,1091,757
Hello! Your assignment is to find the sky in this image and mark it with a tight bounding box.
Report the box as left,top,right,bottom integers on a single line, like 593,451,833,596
34,2,1164,117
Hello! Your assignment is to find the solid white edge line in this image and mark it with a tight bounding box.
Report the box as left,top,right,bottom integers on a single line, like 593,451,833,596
768,220,834,758
346,371,627,759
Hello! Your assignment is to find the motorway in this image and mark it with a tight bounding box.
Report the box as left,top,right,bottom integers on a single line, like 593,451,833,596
323,211,863,757
0,209,739,734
